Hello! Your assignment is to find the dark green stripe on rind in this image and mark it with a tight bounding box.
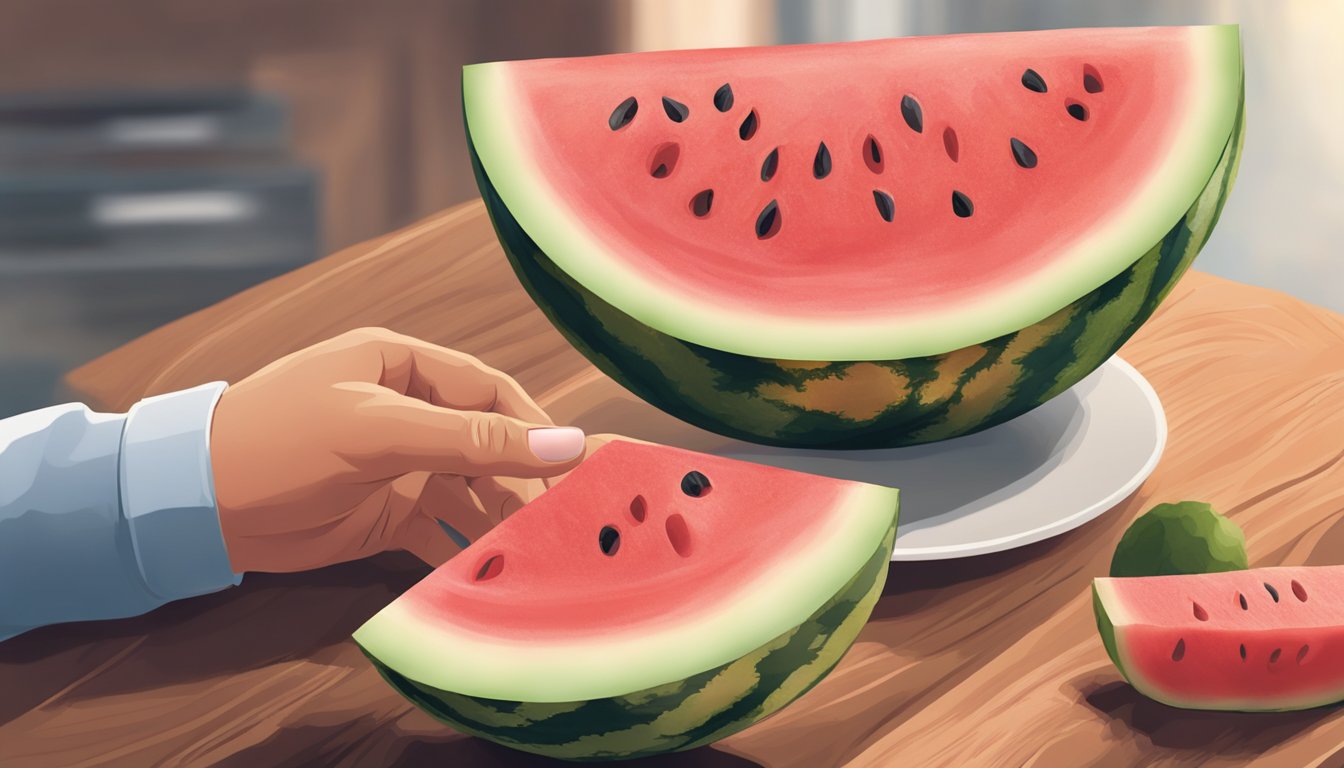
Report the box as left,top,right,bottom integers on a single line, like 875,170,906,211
470,89,1242,449
365,523,895,762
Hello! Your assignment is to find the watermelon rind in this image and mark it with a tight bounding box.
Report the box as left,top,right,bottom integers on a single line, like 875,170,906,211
362,521,896,761
463,26,1243,362
1108,501,1249,578
467,71,1245,448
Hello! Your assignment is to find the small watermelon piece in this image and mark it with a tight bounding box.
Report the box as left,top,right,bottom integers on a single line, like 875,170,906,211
465,26,1246,448
354,441,899,761
1093,567,1344,711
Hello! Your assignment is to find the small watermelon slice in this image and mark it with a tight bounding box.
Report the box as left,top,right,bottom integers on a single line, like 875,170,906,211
1094,567,1344,711
465,26,1245,448
354,441,899,761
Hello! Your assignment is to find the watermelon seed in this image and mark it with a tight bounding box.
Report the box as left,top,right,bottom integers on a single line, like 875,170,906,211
608,97,638,131
1010,138,1038,169
598,525,621,556
714,83,734,112
863,135,883,173
952,190,974,218
901,95,924,133
761,148,780,182
690,189,714,218
1172,638,1185,661
1021,69,1048,93
1192,602,1209,621
942,127,959,162
474,554,504,582
1293,580,1308,601
755,200,781,239
662,97,689,123
1298,645,1310,663
629,495,648,524
1264,582,1280,602
681,470,712,497
739,109,759,140
1083,65,1104,94
1239,644,1247,660
1270,648,1282,664
666,513,693,557
1238,592,1249,610
649,142,680,179
813,142,832,179
1066,100,1089,122
873,190,895,222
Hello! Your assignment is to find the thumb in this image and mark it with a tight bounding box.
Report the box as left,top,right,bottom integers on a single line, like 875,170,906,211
372,400,587,478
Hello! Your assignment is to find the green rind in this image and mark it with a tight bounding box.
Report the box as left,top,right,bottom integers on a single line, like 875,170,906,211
1108,501,1249,578
366,523,895,762
469,86,1245,449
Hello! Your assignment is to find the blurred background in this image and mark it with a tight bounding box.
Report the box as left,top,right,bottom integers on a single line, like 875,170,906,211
0,0,1338,418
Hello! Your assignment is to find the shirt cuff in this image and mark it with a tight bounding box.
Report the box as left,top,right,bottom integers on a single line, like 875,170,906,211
119,381,242,601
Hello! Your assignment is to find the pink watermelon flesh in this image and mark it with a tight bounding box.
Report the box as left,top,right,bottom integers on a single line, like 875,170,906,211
353,440,899,702
1095,566,1344,711
464,26,1242,359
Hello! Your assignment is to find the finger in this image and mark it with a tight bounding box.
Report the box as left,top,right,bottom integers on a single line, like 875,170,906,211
344,328,554,425
368,399,587,478
543,432,632,489
412,473,495,543
469,476,546,522
398,513,465,568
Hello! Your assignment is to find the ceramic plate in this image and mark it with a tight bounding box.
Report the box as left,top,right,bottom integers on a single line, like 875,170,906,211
542,356,1166,561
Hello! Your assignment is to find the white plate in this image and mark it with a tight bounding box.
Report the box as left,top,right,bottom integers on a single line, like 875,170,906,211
542,356,1166,561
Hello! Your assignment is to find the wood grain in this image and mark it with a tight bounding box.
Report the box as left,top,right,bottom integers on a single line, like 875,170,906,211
2,201,1342,767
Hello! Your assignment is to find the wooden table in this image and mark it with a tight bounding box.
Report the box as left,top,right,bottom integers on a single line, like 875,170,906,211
4,201,1344,767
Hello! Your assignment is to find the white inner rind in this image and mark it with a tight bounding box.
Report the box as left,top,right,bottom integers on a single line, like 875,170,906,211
465,26,1243,361
354,484,898,702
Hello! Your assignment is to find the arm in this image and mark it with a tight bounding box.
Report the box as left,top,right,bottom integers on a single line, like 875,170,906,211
0,383,241,641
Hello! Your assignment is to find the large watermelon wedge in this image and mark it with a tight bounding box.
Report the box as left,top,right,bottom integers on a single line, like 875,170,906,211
354,441,899,761
1094,567,1344,711
465,26,1245,448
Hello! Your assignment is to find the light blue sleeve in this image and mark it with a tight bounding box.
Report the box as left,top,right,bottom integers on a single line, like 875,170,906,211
0,382,242,641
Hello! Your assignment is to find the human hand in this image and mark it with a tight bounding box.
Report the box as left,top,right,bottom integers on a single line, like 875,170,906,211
209,327,589,573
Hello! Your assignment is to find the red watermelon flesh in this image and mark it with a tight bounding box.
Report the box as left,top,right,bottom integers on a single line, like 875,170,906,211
354,440,899,703
465,26,1242,360
1094,567,1344,711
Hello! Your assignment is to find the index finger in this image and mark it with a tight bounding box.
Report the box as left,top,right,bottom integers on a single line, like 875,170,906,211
357,329,554,425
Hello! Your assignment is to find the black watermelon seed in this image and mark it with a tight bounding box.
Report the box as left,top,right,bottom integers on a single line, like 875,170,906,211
952,190,973,218
681,470,712,497
1172,638,1185,661
1265,582,1280,602
864,135,882,166
598,525,620,555
1067,102,1088,121
873,190,895,222
608,97,638,130
662,96,689,123
690,189,714,217
1298,645,1310,663
900,94,923,133
739,109,759,140
813,142,832,179
1010,137,1038,169
1238,592,1249,610
761,147,779,181
755,200,780,239
1021,69,1047,93
714,83,734,112
1270,647,1282,664
1239,644,1247,660
1083,65,1104,94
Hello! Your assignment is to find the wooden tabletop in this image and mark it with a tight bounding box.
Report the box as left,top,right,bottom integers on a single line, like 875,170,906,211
4,200,1344,767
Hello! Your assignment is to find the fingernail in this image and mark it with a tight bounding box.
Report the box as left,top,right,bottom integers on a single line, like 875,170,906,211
528,426,586,462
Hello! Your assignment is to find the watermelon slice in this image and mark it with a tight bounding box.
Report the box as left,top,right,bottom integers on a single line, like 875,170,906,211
355,441,899,761
465,26,1245,448
1094,567,1344,711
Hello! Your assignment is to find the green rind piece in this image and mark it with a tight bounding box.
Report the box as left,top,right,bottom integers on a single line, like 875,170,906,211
364,523,896,762
1092,582,1122,673
468,85,1245,448
1108,501,1249,578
